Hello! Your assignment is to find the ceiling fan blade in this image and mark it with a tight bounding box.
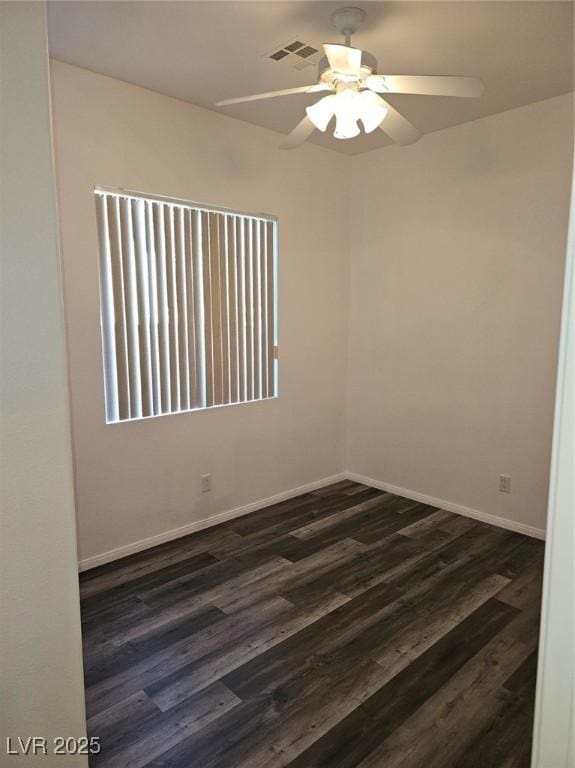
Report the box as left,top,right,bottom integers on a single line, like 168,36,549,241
372,75,484,98
379,101,421,146
215,83,330,107
280,115,316,150
323,43,362,76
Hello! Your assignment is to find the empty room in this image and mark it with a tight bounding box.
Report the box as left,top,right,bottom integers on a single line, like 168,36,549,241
2,1,574,767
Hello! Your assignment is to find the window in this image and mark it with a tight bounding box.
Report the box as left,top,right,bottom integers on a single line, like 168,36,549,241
95,187,278,423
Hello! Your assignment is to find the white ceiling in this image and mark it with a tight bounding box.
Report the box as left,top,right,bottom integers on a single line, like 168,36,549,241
47,1,574,155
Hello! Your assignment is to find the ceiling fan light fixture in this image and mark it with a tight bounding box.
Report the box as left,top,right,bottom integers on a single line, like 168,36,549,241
306,94,337,132
215,6,484,149
309,86,385,139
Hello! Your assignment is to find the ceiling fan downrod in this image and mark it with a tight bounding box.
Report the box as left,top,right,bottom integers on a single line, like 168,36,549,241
331,6,366,47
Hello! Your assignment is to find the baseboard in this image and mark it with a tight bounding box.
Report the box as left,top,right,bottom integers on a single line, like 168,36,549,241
78,472,347,571
79,468,545,570
345,472,546,541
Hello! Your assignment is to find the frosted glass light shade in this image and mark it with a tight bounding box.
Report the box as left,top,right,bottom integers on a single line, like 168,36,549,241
306,95,337,132
306,88,387,139
334,113,360,139
358,91,388,133
332,88,360,139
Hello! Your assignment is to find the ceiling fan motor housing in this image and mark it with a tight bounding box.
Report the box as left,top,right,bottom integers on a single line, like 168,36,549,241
323,6,376,83
318,50,378,84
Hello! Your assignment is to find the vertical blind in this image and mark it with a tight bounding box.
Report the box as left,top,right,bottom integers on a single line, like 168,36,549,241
95,188,278,423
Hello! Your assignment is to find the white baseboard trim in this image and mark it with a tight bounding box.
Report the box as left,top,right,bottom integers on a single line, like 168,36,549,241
78,472,347,571
345,472,546,541
79,469,546,570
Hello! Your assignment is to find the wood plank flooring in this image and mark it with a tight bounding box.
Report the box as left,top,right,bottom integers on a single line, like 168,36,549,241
80,481,544,768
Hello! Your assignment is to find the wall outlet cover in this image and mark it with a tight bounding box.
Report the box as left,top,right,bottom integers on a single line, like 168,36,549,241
201,474,212,493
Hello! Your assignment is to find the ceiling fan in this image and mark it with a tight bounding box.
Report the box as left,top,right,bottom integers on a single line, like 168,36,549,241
215,6,484,149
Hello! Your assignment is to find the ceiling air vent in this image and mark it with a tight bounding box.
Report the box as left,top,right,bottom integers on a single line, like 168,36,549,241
264,39,322,71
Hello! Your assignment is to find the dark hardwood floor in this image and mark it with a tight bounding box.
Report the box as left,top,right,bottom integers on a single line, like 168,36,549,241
80,481,544,768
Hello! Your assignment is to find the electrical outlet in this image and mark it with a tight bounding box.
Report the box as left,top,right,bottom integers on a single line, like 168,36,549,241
499,475,511,494
201,474,212,493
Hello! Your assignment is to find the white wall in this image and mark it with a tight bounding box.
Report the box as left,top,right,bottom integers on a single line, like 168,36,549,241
347,94,573,536
0,5,87,764
51,59,573,564
50,61,351,565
